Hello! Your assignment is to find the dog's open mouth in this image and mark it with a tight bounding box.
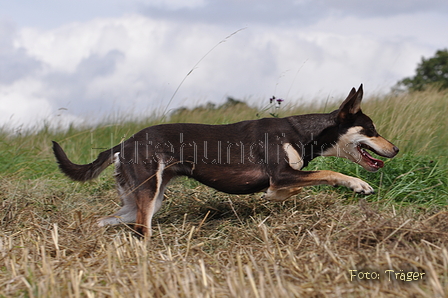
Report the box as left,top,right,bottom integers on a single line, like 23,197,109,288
357,143,384,170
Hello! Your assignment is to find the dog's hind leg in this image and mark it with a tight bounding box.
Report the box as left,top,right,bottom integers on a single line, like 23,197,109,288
134,162,167,237
98,152,138,227
97,189,137,226
262,187,302,201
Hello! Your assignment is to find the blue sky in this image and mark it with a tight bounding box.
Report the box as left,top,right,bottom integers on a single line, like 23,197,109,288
1,0,448,128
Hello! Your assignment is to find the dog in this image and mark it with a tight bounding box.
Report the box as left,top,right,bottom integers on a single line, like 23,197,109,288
52,85,399,237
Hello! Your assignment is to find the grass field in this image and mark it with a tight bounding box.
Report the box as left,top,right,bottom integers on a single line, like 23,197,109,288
1,89,447,297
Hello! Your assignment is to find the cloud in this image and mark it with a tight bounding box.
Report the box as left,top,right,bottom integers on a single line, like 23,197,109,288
43,50,125,114
138,0,448,27
139,0,324,27
0,22,42,84
319,0,448,17
1,8,446,128
0,78,52,128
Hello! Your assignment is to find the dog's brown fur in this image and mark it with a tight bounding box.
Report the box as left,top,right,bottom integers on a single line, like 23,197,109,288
53,85,399,237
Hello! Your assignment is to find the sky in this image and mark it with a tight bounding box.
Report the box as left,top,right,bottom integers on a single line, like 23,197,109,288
1,0,448,129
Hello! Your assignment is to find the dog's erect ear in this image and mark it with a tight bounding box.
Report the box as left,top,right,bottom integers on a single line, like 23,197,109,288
337,84,363,122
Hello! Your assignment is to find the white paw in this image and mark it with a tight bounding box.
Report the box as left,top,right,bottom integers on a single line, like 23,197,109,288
98,216,121,227
347,178,374,194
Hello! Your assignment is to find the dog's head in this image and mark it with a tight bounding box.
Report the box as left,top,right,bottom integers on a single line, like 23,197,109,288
322,85,399,172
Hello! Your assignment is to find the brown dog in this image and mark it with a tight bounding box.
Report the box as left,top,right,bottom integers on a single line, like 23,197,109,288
53,85,398,237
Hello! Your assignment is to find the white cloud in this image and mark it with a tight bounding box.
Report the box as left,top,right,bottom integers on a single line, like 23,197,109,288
0,78,52,127
317,0,448,17
1,10,447,128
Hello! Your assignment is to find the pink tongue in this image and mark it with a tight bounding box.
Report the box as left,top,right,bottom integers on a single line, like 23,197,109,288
363,149,384,168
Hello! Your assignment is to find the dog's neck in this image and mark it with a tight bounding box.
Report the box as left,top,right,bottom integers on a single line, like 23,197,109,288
286,110,339,166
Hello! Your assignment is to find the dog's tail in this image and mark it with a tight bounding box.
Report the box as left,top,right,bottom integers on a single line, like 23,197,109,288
52,141,119,182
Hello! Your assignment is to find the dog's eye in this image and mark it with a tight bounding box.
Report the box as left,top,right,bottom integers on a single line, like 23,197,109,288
366,124,379,136
361,124,377,137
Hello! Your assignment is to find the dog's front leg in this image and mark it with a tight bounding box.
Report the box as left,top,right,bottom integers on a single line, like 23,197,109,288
311,170,374,194
265,169,374,201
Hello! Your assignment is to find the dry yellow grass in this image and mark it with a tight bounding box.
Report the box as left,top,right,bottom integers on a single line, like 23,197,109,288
1,177,447,297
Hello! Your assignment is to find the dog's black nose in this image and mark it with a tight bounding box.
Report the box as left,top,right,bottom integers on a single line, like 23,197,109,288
393,146,399,154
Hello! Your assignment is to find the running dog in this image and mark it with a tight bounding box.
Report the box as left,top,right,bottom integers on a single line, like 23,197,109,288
52,85,399,237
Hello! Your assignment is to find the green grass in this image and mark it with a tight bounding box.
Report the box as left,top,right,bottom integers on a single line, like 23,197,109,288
307,154,447,205
1,89,448,297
